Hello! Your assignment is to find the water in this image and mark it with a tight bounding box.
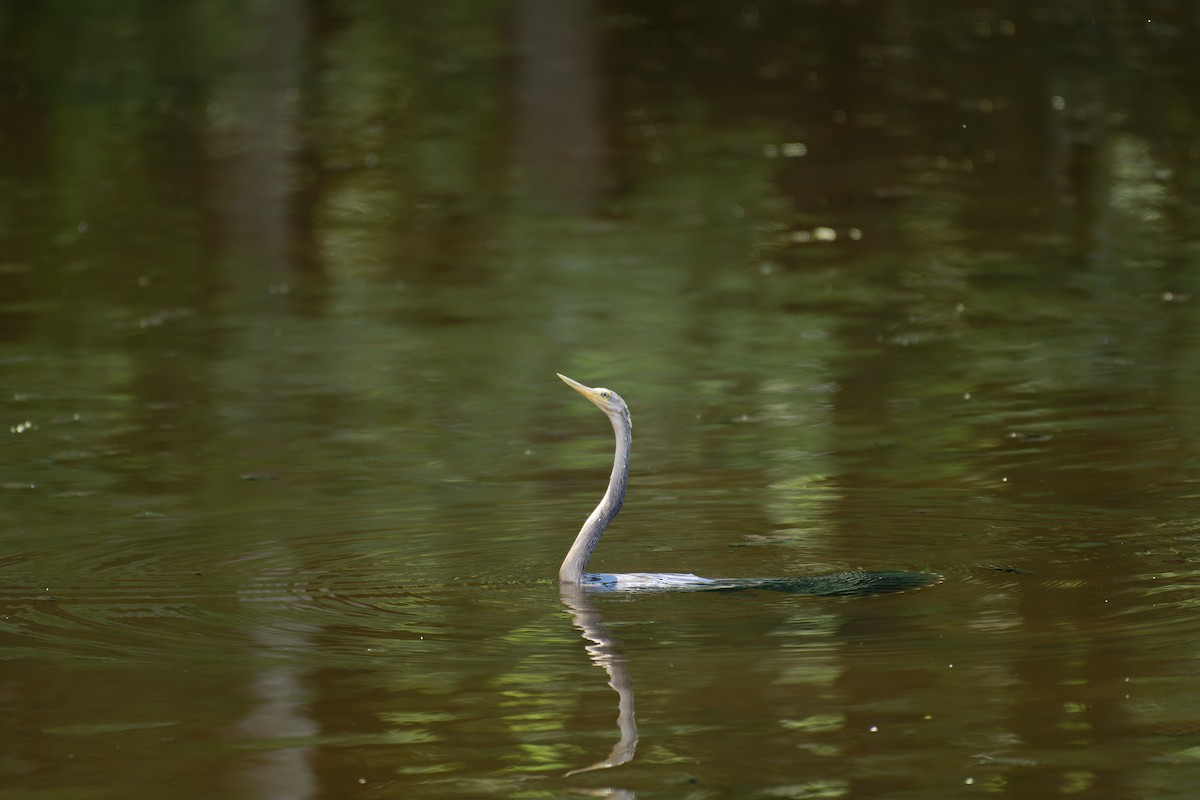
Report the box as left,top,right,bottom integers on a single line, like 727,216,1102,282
6,2,1200,798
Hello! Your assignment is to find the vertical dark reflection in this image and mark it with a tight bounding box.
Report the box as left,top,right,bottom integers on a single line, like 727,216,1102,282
0,2,59,343
214,0,310,281
288,0,345,288
514,0,604,216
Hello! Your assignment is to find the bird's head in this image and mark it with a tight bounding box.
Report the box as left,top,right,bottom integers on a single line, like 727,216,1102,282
557,373,631,426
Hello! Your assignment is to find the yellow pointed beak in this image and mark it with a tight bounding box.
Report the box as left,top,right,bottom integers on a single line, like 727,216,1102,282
557,373,606,408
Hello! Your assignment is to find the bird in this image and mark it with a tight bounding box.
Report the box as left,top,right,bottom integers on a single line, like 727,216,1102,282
555,373,939,595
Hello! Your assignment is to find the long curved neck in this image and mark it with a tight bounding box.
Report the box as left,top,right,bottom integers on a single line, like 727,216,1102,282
560,411,631,583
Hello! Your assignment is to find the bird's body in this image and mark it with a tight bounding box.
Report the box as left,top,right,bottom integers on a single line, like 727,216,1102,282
555,373,938,596
577,571,714,591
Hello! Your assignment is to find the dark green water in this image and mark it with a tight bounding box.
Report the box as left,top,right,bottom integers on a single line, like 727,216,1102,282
5,2,1200,797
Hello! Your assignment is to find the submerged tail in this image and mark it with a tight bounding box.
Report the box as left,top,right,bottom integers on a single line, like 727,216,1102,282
705,570,941,597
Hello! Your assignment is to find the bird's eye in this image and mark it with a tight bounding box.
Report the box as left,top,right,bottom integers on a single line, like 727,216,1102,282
600,391,610,399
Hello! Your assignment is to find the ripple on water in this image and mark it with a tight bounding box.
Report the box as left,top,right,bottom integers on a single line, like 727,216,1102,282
0,514,548,669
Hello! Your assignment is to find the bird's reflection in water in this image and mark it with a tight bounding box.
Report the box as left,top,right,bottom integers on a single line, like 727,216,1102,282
560,583,638,785
556,580,937,798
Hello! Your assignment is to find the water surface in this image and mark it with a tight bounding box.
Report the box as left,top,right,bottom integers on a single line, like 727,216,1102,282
5,3,1200,798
